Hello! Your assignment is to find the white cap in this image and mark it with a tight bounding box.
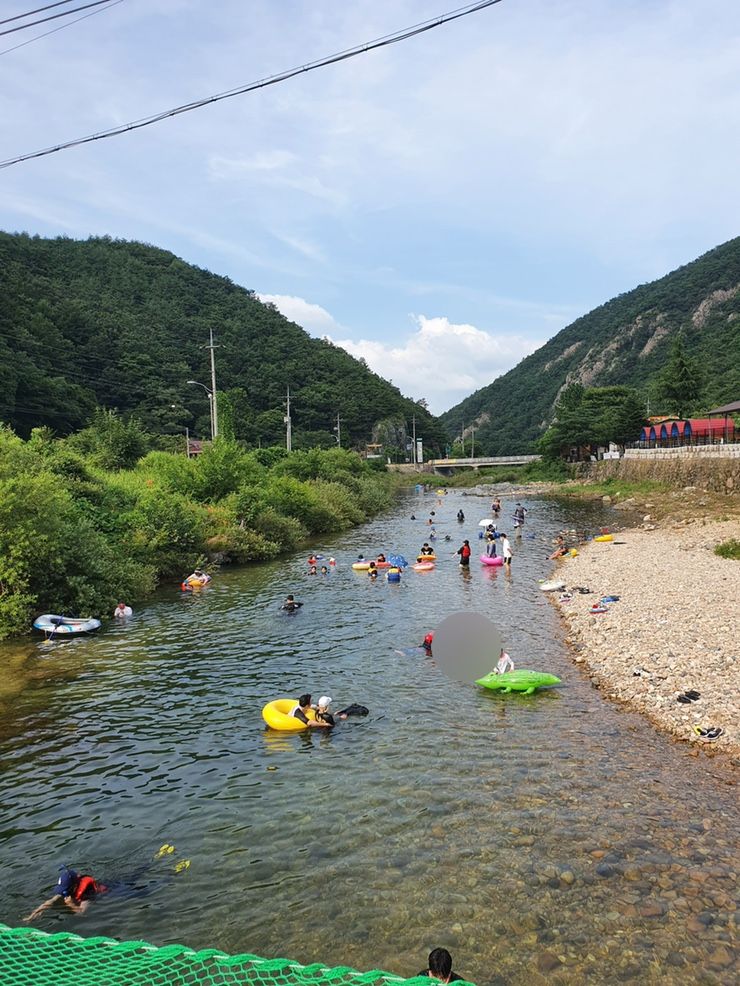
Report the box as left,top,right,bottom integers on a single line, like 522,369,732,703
317,696,332,709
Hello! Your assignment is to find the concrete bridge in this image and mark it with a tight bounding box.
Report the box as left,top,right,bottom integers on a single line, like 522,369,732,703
428,454,541,475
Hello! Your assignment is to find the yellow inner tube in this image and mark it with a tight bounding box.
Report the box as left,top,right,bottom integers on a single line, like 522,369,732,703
262,699,316,731
417,553,436,561
594,534,614,543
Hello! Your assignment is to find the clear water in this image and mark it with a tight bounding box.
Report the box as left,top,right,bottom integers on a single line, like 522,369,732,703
0,492,737,985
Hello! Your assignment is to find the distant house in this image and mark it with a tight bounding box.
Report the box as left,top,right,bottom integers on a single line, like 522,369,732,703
638,414,738,447
187,439,205,457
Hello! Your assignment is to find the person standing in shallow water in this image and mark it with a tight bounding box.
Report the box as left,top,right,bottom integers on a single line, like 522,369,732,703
456,539,471,568
501,533,512,569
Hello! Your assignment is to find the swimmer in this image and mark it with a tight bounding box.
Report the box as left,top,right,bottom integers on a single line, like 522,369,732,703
368,562,378,580
185,569,211,585
418,947,464,983
313,696,348,727
24,865,108,921
320,566,329,575
281,595,303,612
113,601,132,618
289,693,331,728
308,565,318,575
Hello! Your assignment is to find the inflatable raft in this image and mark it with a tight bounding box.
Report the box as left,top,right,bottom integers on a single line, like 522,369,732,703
262,699,316,731
352,561,391,571
594,534,613,543
540,579,566,592
33,615,102,636
416,554,437,562
413,561,435,571
475,670,561,694
480,554,503,567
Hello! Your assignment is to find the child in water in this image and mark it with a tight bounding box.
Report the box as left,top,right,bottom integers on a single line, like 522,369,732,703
494,648,515,674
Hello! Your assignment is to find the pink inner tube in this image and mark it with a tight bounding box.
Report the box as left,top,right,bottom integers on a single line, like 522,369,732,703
479,554,504,566
413,562,435,571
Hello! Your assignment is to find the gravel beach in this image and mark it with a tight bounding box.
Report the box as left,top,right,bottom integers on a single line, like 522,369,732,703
552,520,740,760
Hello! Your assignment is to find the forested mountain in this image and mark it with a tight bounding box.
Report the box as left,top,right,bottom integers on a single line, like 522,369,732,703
441,237,740,453
0,232,446,453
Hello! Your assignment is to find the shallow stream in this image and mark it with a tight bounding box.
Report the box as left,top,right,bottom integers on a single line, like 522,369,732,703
0,492,736,985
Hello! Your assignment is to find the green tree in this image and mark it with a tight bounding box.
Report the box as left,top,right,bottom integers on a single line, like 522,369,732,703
653,333,703,418
539,385,645,459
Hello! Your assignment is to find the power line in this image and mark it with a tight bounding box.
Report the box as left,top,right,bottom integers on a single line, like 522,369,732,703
0,0,124,57
0,0,504,170
0,0,114,37
0,1,78,27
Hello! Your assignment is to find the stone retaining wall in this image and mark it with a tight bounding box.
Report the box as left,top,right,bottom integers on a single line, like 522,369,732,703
579,455,739,493
624,443,740,460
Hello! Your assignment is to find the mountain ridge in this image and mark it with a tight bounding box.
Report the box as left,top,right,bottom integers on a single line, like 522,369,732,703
441,237,740,452
0,232,447,453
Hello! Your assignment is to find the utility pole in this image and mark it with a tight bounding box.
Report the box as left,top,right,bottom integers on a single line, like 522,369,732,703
334,413,342,448
412,414,417,469
471,426,475,459
205,328,220,438
185,426,190,458
284,386,292,452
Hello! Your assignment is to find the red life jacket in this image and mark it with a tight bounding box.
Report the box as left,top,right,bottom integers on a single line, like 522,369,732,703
71,875,105,902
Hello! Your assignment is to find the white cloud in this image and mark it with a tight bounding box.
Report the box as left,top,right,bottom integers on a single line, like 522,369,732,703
272,232,326,263
330,314,543,414
258,293,341,334
208,150,297,177
256,297,538,412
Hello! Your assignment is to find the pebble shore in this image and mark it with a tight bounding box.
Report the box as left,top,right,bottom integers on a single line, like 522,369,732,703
552,520,739,760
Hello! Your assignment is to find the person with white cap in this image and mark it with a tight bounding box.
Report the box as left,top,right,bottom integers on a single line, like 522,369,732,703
314,696,348,727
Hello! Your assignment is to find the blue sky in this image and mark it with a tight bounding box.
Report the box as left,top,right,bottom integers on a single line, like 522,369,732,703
2,0,738,412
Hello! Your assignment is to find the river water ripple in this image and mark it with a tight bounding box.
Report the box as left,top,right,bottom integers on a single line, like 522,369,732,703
0,492,737,985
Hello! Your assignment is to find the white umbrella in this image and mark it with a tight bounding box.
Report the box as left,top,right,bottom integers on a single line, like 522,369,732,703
478,518,495,527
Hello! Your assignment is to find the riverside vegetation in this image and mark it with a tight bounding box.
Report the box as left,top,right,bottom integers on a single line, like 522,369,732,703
0,423,396,641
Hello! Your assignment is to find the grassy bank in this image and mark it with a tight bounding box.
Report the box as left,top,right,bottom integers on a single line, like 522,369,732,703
0,427,397,640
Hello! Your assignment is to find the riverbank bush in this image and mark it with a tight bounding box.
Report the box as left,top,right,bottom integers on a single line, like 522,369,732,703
714,538,740,560
0,428,395,639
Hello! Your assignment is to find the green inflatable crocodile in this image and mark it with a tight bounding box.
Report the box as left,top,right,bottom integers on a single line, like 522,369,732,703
475,669,561,694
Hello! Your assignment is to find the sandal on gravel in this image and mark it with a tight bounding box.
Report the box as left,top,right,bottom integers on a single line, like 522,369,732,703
684,690,701,701
677,694,693,704
693,726,723,739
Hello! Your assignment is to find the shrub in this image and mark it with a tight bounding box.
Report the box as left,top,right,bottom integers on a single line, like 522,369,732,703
124,489,209,575
715,538,740,560
208,526,280,563
252,508,304,551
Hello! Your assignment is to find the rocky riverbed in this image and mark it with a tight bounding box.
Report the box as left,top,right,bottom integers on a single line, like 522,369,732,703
551,520,739,761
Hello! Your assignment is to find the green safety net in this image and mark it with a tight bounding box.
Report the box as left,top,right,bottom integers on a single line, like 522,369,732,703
0,925,472,986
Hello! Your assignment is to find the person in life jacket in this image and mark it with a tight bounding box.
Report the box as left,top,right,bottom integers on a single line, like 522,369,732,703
456,540,472,567
421,632,434,653
24,864,108,921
